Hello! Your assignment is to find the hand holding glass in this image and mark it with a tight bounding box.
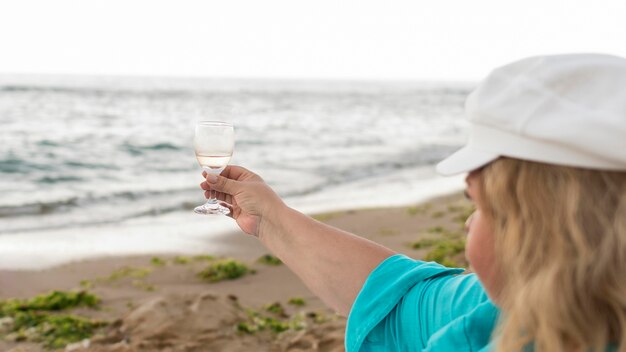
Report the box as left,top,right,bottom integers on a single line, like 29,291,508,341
194,121,234,215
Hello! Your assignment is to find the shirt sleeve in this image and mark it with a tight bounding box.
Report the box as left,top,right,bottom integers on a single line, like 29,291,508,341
345,254,490,352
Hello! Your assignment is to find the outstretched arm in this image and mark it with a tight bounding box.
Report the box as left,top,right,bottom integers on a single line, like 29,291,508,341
201,166,396,316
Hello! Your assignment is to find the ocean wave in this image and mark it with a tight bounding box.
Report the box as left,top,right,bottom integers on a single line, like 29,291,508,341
63,161,119,170
0,197,79,217
0,188,193,218
0,192,203,235
120,142,184,156
0,158,55,174
36,175,84,184
36,140,60,147
322,145,457,184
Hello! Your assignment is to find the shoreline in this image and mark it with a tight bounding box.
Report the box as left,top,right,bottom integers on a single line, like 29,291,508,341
0,173,464,271
0,191,472,351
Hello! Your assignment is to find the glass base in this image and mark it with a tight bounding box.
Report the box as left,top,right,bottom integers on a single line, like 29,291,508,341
194,200,231,215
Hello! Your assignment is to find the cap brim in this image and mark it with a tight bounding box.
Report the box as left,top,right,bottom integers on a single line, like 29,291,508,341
436,146,499,176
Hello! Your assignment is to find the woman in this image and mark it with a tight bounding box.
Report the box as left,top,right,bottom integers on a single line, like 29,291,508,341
200,54,626,351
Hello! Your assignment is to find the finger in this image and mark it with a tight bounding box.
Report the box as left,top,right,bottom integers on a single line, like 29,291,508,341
202,170,207,178
206,174,241,195
220,165,258,181
200,181,210,191
220,202,235,218
217,192,234,205
205,190,231,204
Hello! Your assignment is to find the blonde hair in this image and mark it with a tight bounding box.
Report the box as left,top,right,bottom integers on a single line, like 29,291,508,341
478,157,626,352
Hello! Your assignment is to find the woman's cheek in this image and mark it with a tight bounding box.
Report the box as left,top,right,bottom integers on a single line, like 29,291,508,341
466,211,501,296
465,211,493,273
464,211,478,265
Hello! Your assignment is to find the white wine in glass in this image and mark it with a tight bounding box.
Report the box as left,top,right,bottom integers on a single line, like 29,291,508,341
194,121,234,215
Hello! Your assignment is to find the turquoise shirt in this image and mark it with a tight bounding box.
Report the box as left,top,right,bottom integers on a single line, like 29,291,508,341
346,254,500,352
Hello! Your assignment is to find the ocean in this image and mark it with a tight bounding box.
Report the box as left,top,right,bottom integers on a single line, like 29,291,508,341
0,75,471,269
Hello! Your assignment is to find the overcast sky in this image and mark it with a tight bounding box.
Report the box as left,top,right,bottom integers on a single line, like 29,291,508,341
1,0,625,81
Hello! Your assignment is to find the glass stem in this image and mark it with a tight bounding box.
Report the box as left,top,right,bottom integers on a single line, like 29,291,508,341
205,167,222,204
209,189,216,203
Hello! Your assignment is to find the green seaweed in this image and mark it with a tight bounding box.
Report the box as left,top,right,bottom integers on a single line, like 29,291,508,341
241,316,290,334
131,280,156,292
410,238,439,249
173,256,191,265
0,291,99,315
407,203,432,216
426,226,463,238
236,321,258,334
288,297,306,306
257,254,282,266
423,239,466,267
257,316,290,333
197,259,250,282
427,226,445,234
11,312,106,348
235,300,335,336
237,309,297,334
100,267,152,282
431,210,446,219
150,257,166,266
0,291,106,349
191,254,215,262
307,311,331,324
446,204,466,213
264,302,286,316
171,255,215,265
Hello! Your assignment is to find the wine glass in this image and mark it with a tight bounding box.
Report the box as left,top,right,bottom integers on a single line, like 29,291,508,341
193,121,234,215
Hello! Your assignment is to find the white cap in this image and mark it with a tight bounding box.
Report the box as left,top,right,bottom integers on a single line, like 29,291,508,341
436,53,626,175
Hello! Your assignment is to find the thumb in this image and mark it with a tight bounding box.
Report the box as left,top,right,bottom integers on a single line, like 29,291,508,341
206,173,240,195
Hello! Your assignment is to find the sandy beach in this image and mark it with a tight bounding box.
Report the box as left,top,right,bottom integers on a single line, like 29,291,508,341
0,192,472,352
